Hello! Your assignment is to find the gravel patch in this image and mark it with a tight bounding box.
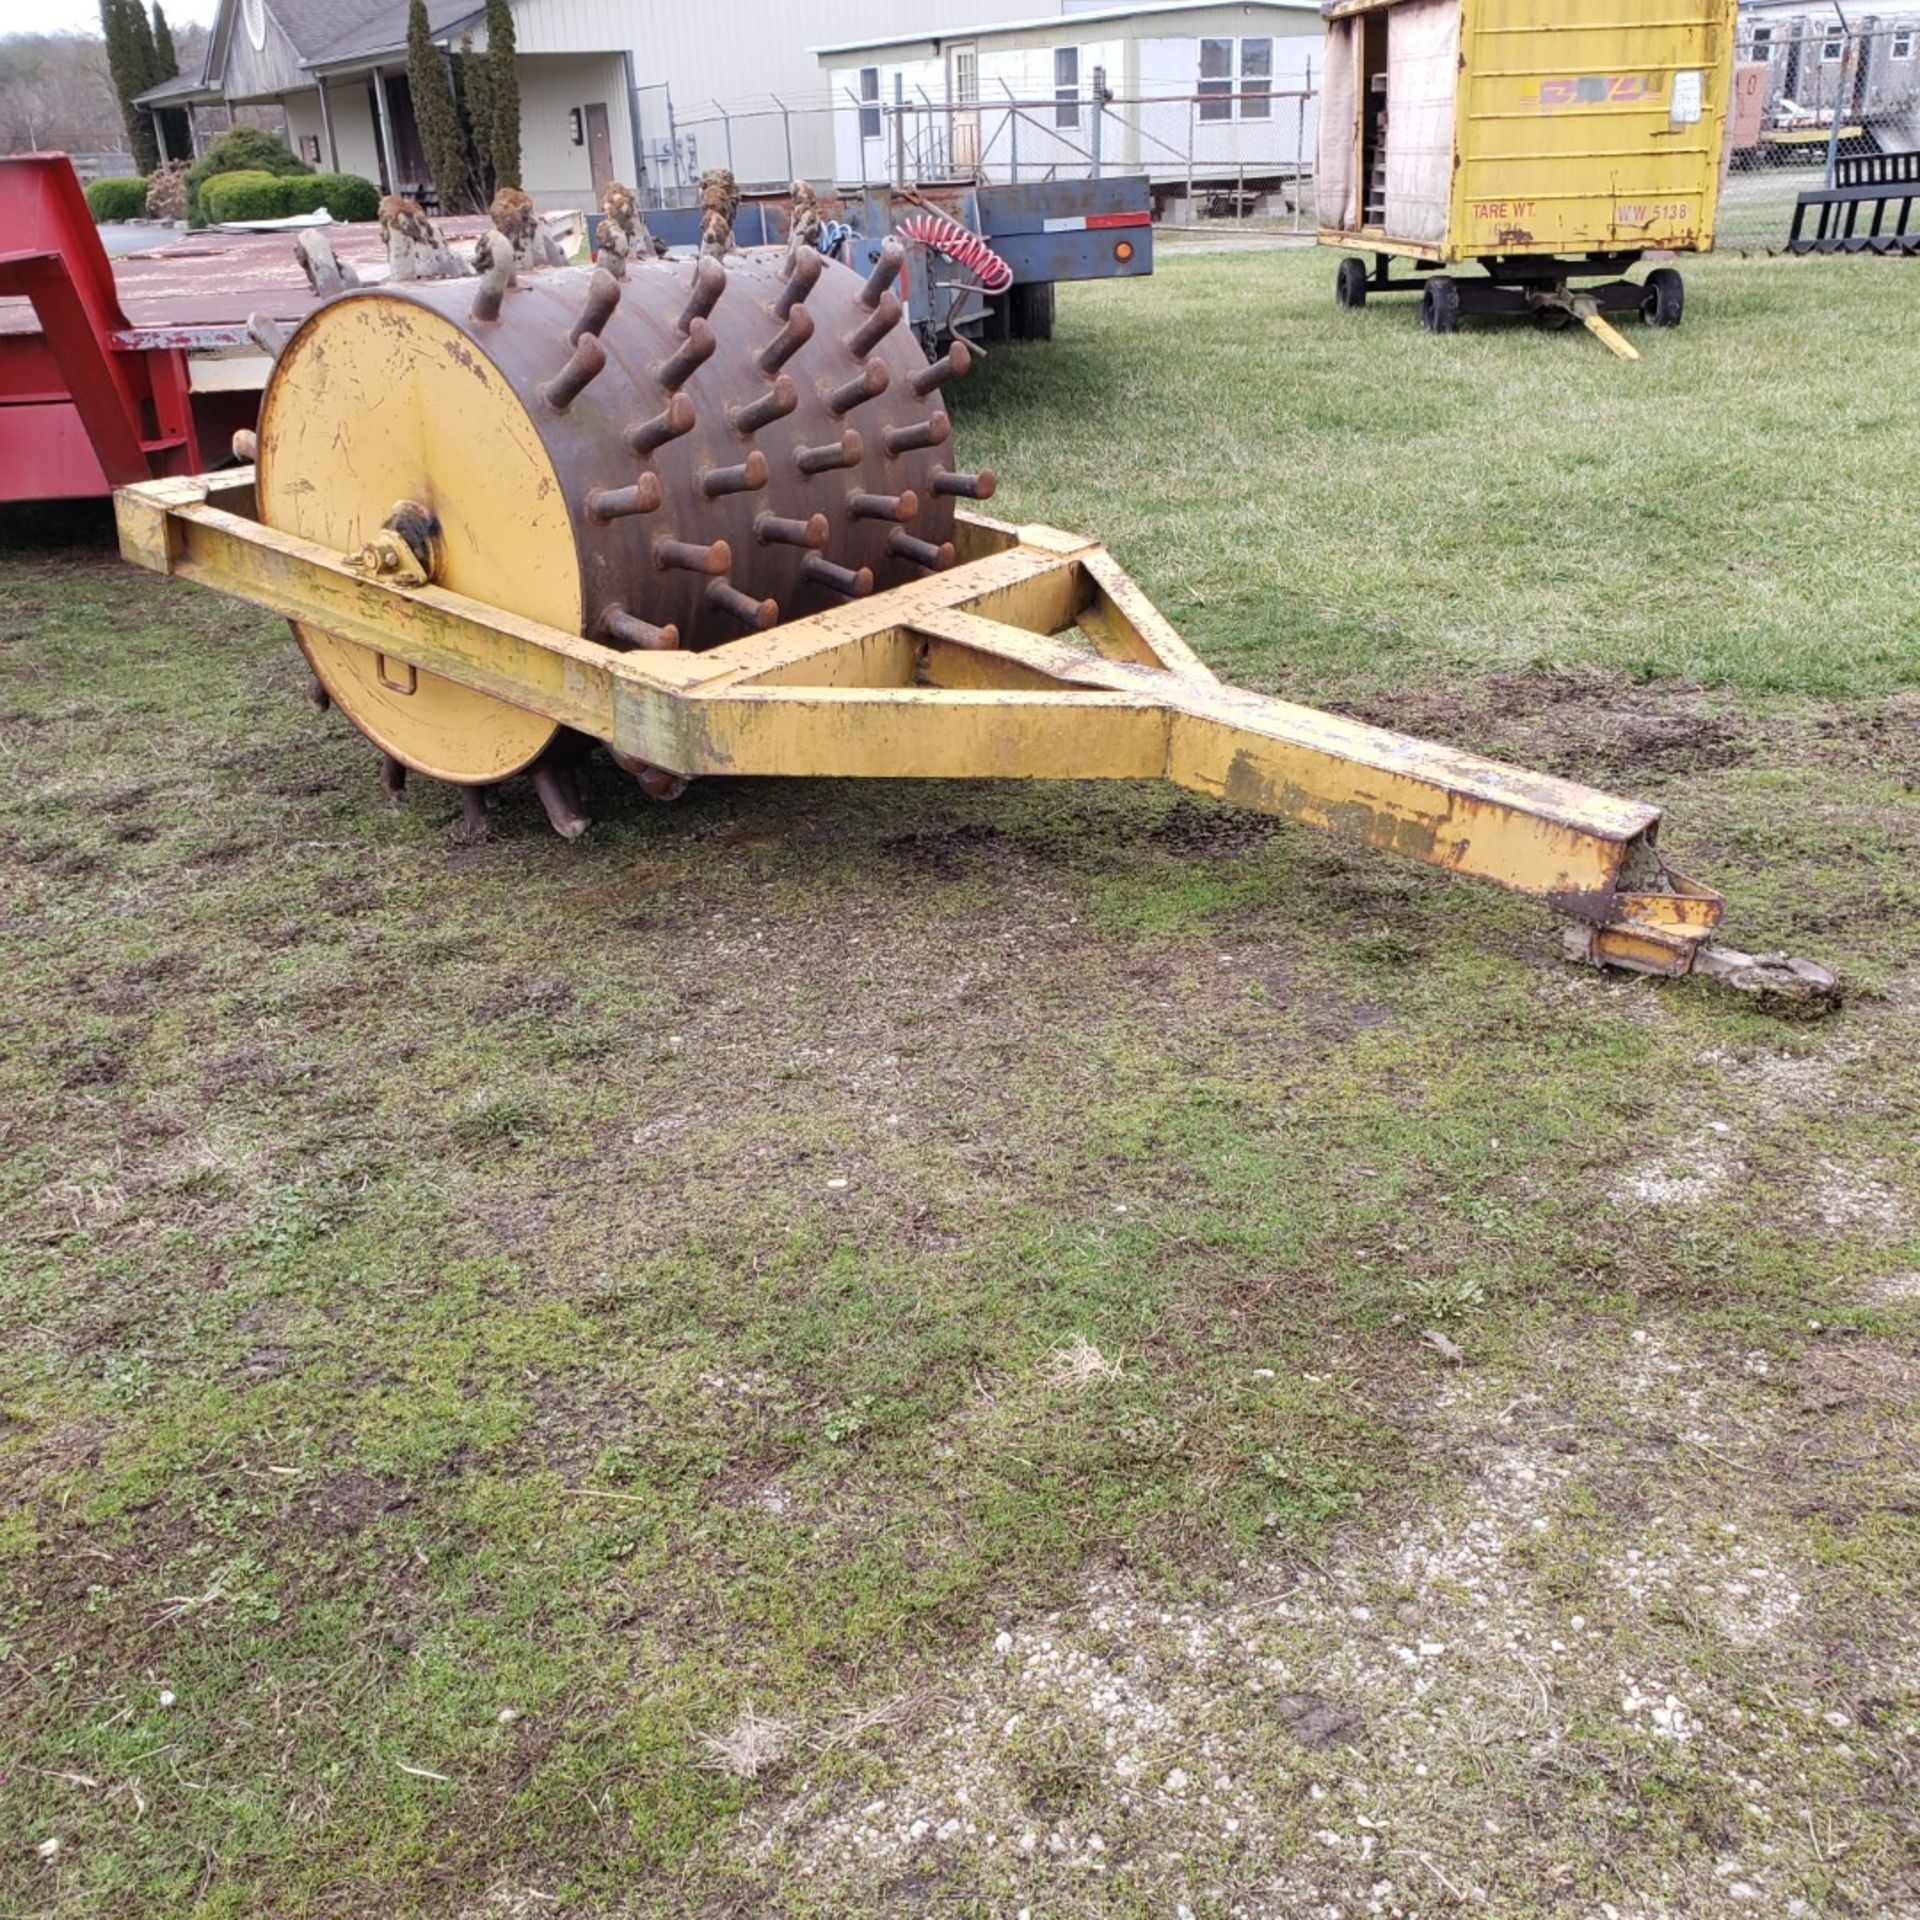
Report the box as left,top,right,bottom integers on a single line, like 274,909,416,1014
756,1323,1919,1918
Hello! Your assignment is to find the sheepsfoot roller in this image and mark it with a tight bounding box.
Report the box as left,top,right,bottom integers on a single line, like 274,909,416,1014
114,242,1832,1004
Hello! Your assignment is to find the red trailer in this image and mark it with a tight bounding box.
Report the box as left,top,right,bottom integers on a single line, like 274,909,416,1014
0,153,211,498
0,153,492,503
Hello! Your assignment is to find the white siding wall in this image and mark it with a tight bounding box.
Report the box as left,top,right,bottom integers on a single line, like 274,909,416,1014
363,0,1320,197
283,58,628,209
505,0,1078,189
829,54,937,184
516,53,634,207
827,39,1128,184
327,82,384,182
283,90,326,167
1136,31,1318,180
283,83,383,181
825,15,1319,185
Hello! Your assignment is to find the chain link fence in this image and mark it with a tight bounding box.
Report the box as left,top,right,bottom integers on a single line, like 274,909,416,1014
629,79,1325,229
638,30,1920,255
1718,20,1920,251
862,84,1322,231
630,84,840,209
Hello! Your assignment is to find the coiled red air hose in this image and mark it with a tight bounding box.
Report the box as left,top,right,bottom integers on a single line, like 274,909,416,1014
895,212,1014,294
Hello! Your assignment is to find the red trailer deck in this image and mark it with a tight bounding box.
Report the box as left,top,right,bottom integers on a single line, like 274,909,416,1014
0,153,492,501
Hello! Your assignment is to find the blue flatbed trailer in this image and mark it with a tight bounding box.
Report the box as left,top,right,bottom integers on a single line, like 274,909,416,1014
641,175,1152,351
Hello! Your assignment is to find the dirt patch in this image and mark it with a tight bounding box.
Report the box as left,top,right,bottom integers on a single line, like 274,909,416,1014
90,953,198,1012
1789,1342,1919,1417
1328,667,1805,793
1611,1039,1907,1241
881,821,1011,878
1804,1160,1913,1237
298,1469,414,1540
473,976,576,1024
186,841,252,870
1814,696,1920,776
1145,799,1282,859
10,1418,113,1501
1614,1132,1739,1208
198,1046,282,1098
61,1047,130,1090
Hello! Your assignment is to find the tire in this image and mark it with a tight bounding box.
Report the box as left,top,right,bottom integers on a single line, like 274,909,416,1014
1419,276,1461,333
1009,279,1056,341
1335,257,1368,308
980,292,1012,343
1641,266,1684,327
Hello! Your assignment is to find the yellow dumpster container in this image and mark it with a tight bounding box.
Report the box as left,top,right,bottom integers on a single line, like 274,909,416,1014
1317,0,1738,349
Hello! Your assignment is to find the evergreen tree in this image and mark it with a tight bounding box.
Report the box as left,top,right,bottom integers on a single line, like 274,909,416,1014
125,0,167,165
483,0,520,190
406,0,470,209
100,0,159,173
149,3,192,166
128,0,160,88
458,35,494,200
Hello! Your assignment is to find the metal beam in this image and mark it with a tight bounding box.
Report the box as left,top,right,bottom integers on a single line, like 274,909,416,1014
317,76,340,173
115,474,1759,980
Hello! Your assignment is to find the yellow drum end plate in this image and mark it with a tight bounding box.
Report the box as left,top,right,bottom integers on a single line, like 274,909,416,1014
258,292,582,785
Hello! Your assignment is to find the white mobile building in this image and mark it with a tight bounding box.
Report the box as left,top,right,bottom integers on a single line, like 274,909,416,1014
814,1,1322,194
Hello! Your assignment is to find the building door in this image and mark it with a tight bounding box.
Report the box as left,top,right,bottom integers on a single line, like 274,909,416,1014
1729,60,1768,153
947,42,980,174
584,102,614,198
383,74,430,199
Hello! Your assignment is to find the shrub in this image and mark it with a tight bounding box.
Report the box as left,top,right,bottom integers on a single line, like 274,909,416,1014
200,170,381,225
85,176,150,222
145,161,188,223
200,169,288,223
295,173,381,222
185,126,309,224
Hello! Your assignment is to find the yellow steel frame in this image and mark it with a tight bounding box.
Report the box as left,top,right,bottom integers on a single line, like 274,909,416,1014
116,469,1799,988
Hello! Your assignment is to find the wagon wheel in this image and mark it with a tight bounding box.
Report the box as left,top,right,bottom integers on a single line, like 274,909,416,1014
1419,277,1461,334
1641,267,1685,328
1335,257,1368,308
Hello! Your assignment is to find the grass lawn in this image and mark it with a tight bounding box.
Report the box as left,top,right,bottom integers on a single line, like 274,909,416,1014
1,245,1916,1918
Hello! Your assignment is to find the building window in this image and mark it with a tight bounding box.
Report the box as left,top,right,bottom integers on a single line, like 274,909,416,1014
1822,29,1845,60
1240,37,1273,117
1199,37,1234,119
1750,22,1774,50
1055,46,1080,128
1894,27,1915,58
858,67,881,141
1200,38,1272,120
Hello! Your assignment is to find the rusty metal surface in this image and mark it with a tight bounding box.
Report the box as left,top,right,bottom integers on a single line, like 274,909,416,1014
360,245,962,652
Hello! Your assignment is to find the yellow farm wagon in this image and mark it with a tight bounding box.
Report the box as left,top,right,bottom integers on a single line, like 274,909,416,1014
1317,0,1739,356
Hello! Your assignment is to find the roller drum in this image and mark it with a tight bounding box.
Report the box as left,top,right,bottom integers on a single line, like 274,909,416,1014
256,245,984,794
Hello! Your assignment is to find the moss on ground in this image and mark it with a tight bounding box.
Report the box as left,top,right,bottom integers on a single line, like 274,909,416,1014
0,246,1915,1914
